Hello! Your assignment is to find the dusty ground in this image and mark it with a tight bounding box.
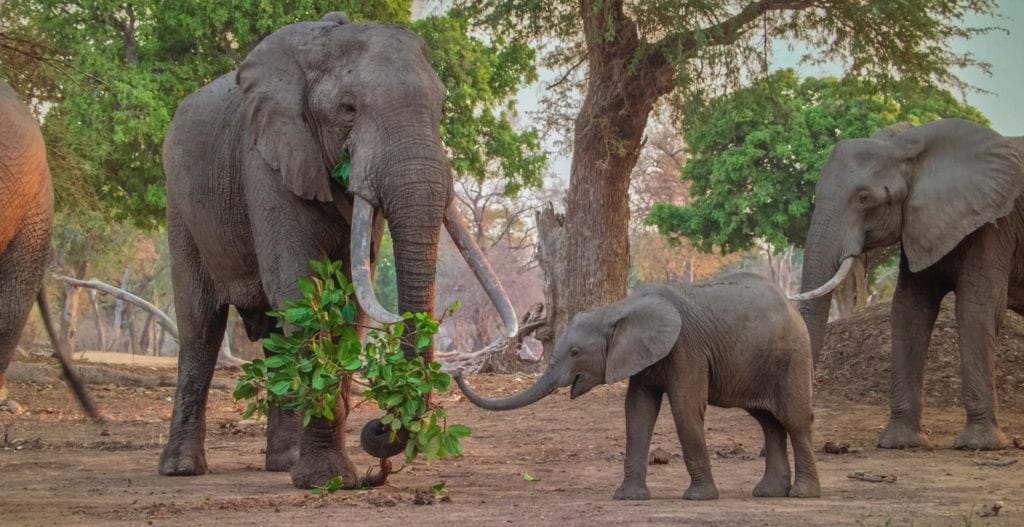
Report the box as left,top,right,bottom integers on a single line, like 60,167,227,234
3,306,1024,526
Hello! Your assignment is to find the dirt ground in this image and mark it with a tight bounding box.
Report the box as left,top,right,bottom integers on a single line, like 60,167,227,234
3,305,1024,526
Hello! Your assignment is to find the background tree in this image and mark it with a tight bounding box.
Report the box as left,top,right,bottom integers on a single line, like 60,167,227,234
647,70,987,313
464,0,1000,354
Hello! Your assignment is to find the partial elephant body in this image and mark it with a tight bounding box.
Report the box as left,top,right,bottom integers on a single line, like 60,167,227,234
798,118,1024,450
159,15,516,488
456,273,820,500
0,80,98,418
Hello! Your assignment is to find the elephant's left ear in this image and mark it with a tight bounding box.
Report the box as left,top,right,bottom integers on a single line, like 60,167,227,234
898,119,1024,272
605,294,682,385
237,28,333,202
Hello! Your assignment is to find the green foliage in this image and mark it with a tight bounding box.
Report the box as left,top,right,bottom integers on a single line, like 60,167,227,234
0,1,542,228
233,258,469,464
647,70,988,253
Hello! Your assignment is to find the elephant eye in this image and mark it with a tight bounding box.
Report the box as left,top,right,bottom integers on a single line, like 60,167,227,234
569,347,580,358
857,190,870,205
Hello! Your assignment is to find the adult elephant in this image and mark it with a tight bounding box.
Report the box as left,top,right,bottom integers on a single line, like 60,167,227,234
158,13,517,489
0,79,98,419
794,118,1024,450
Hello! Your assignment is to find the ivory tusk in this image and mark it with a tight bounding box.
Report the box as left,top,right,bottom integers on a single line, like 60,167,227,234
351,196,403,324
790,256,855,301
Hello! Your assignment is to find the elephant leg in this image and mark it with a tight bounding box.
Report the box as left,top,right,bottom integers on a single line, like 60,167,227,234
878,261,946,449
0,224,49,407
782,415,820,497
290,376,359,489
952,271,1009,450
748,409,791,497
667,372,718,500
265,403,301,471
613,380,662,500
160,220,228,476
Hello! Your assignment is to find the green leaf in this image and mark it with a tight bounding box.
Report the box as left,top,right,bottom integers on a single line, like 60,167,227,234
431,480,447,495
269,379,292,396
522,472,540,482
447,424,471,438
263,355,288,369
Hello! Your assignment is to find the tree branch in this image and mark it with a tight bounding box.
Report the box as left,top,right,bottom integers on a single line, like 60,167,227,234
57,276,179,341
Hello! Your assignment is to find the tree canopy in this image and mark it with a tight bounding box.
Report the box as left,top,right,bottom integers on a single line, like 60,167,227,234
647,69,988,254
0,1,543,228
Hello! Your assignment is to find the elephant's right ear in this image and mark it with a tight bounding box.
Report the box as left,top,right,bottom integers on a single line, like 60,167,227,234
237,32,332,202
896,119,1023,272
604,294,682,385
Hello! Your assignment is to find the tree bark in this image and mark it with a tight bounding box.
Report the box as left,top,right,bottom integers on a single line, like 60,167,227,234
59,260,88,356
108,267,129,351
535,204,566,361
552,1,676,342
87,289,106,351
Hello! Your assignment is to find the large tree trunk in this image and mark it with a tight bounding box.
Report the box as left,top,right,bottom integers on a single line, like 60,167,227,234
87,290,106,351
107,267,129,351
544,3,675,347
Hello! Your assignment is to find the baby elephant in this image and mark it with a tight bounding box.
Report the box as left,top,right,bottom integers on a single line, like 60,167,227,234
455,273,820,500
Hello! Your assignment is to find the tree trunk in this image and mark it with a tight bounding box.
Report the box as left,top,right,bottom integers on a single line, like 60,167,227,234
59,260,88,357
87,290,106,351
535,204,566,362
547,2,676,344
834,255,868,318
108,267,129,351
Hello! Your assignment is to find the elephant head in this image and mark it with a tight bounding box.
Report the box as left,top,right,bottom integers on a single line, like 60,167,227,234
454,293,682,410
235,14,518,340
794,118,1024,359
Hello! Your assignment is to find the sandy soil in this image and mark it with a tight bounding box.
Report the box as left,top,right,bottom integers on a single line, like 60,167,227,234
2,356,1022,527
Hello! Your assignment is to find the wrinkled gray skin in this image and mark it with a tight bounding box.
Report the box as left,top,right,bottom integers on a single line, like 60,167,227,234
799,118,1024,450
457,274,820,500
0,79,98,419
159,14,514,489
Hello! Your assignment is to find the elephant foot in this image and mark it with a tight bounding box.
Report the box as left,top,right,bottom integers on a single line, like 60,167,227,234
788,477,821,498
752,475,791,498
159,439,208,476
683,481,719,501
613,482,651,500
265,445,299,472
290,450,359,490
953,422,1008,451
877,419,930,449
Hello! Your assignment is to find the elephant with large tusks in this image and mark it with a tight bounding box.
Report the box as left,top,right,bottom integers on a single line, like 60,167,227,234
793,118,1024,451
0,79,99,420
457,274,821,500
158,13,517,489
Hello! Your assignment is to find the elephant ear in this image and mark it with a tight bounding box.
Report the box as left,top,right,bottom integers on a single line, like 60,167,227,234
604,294,682,385
237,27,332,202
897,119,1024,272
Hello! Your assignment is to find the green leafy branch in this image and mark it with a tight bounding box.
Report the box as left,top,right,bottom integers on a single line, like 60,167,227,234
233,258,469,468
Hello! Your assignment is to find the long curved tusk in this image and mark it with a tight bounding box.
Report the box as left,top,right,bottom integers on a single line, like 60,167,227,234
351,196,403,324
789,256,855,302
443,203,519,337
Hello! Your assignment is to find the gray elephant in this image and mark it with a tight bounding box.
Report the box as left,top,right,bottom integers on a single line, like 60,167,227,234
794,118,1024,450
159,14,517,488
0,79,98,418
456,273,820,500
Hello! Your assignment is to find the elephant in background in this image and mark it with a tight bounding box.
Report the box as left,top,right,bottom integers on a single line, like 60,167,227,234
159,13,517,489
0,79,98,418
795,118,1024,450
456,273,820,500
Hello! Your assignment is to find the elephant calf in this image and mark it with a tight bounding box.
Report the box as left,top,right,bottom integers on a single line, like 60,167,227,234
456,273,821,500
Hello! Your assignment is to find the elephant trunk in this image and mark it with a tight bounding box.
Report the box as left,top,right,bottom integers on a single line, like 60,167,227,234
454,367,563,411
798,206,858,363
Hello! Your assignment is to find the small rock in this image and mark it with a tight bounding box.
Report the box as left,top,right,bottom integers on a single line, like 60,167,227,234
648,447,672,465
824,441,851,454
1013,436,1023,449
0,399,24,415
100,429,111,437
978,502,1003,517
413,490,434,505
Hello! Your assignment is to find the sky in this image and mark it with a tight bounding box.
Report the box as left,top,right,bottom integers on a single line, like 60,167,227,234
506,1,1024,179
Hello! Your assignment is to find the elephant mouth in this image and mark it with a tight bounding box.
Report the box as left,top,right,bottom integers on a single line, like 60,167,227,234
570,374,588,400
